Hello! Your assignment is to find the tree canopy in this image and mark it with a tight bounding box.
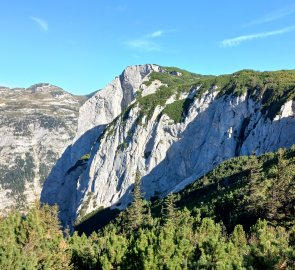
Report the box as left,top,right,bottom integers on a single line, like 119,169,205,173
0,146,294,269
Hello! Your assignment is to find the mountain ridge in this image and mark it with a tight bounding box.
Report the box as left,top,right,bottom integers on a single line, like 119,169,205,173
40,64,295,228
0,83,88,212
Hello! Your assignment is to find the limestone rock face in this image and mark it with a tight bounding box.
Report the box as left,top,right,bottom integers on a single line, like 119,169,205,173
40,65,295,228
71,64,160,162
0,84,85,212
41,64,159,225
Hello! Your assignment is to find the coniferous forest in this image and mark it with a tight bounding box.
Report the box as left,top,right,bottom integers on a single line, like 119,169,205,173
0,147,294,269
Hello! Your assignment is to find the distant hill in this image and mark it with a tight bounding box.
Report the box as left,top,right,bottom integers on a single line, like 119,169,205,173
0,83,87,212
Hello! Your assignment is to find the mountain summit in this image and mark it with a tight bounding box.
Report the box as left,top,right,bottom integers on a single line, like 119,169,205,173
40,64,295,228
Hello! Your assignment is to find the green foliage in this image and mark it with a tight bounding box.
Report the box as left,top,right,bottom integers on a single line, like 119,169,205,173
248,219,294,269
69,209,295,269
137,67,295,123
143,67,202,88
0,202,71,269
171,146,295,231
216,69,295,120
67,147,294,269
75,207,121,236
80,153,90,161
1,146,294,269
116,142,128,152
0,152,36,206
2,201,294,269
162,98,193,123
138,67,202,121
123,171,145,232
161,193,178,225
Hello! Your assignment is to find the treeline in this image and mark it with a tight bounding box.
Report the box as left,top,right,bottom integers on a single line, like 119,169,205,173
0,194,294,269
0,147,294,269
173,146,295,232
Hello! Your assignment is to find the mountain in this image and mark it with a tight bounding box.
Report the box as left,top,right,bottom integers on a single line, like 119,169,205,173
41,64,295,228
0,83,87,212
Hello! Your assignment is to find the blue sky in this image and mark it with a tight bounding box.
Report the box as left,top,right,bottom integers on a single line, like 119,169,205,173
0,0,295,95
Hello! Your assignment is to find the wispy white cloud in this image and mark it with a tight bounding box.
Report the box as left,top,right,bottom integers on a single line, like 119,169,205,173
147,30,163,38
220,26,295,47
30,16,48,32
243,6,295,27
125,30,165,52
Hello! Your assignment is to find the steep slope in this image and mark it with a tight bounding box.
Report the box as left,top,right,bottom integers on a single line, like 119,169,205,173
72,147,295,270
75,146,295,236
164,146,295,230
41,65,295,228
41,64,160,225
0,83,86,212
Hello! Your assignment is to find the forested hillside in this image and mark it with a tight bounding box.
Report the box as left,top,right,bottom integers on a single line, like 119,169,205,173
0,147,294,269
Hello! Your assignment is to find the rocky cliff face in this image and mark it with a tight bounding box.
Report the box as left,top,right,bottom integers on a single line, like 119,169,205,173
0,84,85,212
41,64,160,225
41,65,295,227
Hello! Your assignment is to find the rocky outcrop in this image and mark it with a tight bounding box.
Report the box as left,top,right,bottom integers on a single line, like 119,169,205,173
41,64,161,225
0,84,85,212
41,65,295,228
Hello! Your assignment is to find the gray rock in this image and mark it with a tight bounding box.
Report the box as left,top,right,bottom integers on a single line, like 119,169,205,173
41,65,295,228
0,84,86,212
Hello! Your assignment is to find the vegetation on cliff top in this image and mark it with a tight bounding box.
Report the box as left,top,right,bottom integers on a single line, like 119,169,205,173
136,67,295,123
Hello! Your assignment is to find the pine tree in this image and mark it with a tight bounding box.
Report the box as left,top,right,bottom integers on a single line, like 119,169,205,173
0,202,72,270
142,202,154,228
245,155,265,217
249,219,290,269
227,224,250,268
125,170,144,232
161,193,178,226
194,218,228,268
266,148,295,225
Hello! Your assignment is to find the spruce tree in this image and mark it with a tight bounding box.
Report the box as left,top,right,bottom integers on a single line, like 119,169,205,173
245,155,265,216
266,148,295,225
162,193,178,226
125,170,144,232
